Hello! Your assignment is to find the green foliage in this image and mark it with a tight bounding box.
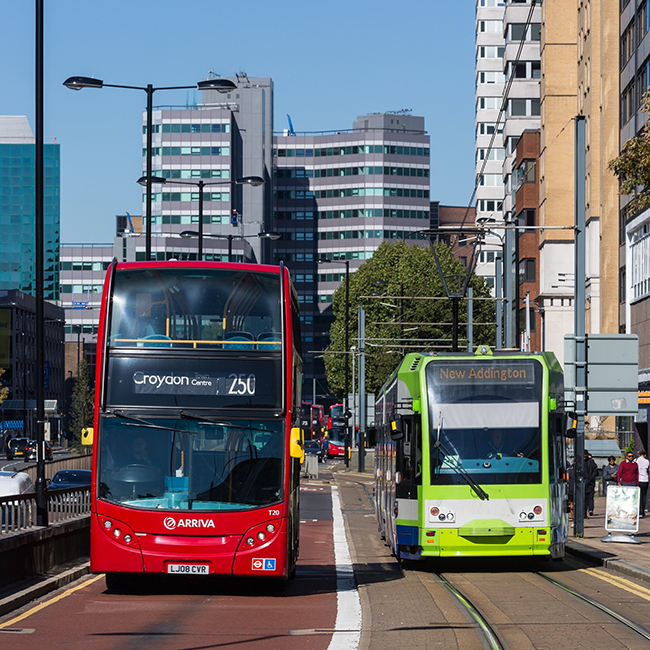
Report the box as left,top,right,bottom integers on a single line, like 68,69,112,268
0,368,8,405
323,241,496,397
70,358,94,450
608,89,650,212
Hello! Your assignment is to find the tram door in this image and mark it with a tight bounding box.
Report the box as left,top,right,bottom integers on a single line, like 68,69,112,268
391,414,422,554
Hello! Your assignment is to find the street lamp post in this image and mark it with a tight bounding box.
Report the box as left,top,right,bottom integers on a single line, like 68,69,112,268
138,175,265,260
64,75,237,261
179,229,281,262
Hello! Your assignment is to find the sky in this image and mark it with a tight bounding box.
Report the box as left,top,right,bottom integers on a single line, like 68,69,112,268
1,1,477,244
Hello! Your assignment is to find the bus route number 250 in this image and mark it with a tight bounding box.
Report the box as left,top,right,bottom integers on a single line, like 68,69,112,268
227,373,256,395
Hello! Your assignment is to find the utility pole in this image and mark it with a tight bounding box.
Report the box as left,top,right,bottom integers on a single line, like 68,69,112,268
574,115,587,537
358,306,366,472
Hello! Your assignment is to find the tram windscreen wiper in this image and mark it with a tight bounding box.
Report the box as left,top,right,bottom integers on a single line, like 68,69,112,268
433,412,489,501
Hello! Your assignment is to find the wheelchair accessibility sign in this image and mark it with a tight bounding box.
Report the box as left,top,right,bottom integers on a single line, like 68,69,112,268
252,558,276,571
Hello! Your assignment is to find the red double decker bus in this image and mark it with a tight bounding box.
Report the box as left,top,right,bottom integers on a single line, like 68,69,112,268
84,261,303,588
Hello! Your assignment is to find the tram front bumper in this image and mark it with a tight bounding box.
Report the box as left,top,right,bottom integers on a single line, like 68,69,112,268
419,526,552,557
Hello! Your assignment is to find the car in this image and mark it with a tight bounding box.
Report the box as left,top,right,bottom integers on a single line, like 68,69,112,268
6,438,53,461
0,470,34,497
303,440,325,463
327,439,345,458
48,469,92,490
6,438,31,461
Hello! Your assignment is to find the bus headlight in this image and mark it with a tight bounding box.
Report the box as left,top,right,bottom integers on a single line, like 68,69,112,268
98,515,140,549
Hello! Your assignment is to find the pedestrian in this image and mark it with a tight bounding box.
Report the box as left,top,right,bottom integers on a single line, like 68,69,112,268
636,449,649,517
617,451,639,487
583,451,598,517
602,456,618,497
567,460,575,522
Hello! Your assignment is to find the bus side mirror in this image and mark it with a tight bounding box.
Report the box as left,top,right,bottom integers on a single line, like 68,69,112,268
565,413,576,439
81,427,94,445
290,427,304,462
390,416,404,441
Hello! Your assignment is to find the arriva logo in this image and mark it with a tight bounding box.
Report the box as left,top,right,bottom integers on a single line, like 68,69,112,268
163,517,216,531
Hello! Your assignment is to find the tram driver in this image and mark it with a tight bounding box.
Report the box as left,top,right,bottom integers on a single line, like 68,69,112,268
485,429,524,459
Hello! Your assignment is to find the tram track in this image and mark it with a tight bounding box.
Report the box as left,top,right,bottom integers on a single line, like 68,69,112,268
429,565,650,649
535,570,650,644
434,572,507,650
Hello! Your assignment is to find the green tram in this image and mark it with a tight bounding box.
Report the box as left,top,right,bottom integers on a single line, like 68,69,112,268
375,346,569,560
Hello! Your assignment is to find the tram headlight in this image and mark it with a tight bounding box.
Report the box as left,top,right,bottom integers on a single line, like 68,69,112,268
430,507,440,517
438,513,446,521
520,511,528,520
446,513,454,521
527,512,535,520
533,505,543,515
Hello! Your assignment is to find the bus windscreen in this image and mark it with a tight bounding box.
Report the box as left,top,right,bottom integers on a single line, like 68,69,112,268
98,416,283,511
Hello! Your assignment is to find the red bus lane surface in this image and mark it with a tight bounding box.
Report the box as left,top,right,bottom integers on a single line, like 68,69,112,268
0,484,343,650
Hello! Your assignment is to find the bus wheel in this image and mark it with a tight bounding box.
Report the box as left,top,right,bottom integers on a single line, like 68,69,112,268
105,573,133,593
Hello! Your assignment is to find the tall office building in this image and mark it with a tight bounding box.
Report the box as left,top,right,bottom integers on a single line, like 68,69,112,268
0,116,60,301
475,0,541,341
143,74,274,265
273,112,431,393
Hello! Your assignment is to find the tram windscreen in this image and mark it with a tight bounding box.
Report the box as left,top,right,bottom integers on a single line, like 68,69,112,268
426,359,542,485
97,416,283,511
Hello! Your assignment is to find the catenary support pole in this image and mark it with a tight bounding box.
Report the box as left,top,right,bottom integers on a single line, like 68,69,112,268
574,115,587,538
358,306,366,472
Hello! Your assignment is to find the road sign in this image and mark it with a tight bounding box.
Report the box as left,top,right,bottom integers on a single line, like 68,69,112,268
564,334,638,415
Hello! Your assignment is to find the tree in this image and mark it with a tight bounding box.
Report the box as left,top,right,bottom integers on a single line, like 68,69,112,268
0,368,8,406
323,241,495,397
608,89,650,212
70,357,94,449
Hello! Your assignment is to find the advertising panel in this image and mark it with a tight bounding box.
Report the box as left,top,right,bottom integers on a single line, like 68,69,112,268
605,486,640,534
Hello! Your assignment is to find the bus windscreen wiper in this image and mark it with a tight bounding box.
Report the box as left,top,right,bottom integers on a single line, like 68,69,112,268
178,411,279,434
109,410,189,434
433,412,490,501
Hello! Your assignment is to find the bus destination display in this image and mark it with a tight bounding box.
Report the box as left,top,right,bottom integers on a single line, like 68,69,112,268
133,371,256,396
107,356,281,409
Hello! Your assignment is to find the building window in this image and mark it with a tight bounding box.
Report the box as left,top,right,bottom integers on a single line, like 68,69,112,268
519,259,536,284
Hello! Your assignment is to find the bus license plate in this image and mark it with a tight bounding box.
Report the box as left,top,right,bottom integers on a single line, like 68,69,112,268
167,563,210,575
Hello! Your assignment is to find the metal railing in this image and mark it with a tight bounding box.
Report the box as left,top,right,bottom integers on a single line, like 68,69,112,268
0,486,91,535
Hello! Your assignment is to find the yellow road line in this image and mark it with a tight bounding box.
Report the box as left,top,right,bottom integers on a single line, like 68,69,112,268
0,574,104,630
579,567,650,602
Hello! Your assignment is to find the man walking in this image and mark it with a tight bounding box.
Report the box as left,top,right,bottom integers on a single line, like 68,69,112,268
617,451,639,487
636,450,649,517
583,452,598,517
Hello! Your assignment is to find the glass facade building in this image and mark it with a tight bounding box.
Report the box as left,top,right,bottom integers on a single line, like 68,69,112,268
0,116,60,301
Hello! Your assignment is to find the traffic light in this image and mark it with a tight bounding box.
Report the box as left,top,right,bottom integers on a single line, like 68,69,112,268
230,210,239,226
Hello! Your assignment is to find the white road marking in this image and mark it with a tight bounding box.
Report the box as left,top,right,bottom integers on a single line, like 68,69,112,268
327,485,361,650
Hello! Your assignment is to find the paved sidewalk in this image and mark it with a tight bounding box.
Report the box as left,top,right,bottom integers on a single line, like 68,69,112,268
566,495,650,583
